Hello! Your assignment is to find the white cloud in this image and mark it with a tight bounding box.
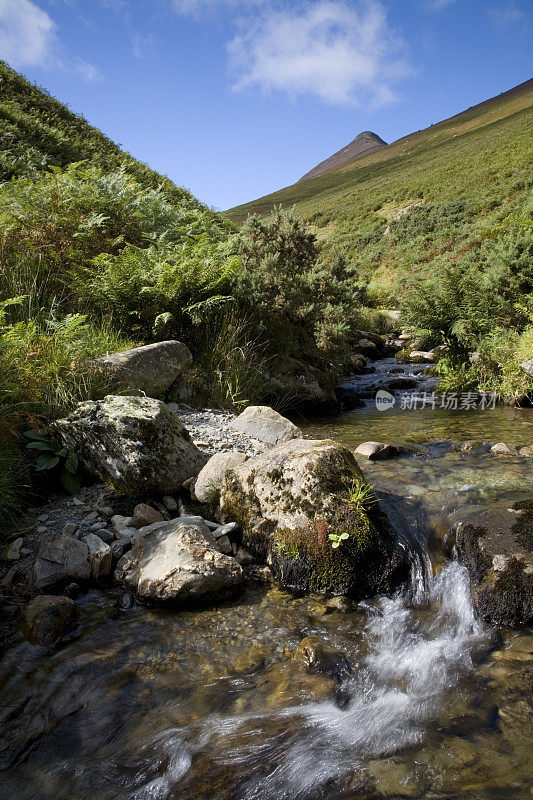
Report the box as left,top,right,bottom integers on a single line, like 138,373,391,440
425,0,456,9
172,0,263,15
75,59,103,81
488,3,525,29
0,0,58,67
229,1,410,108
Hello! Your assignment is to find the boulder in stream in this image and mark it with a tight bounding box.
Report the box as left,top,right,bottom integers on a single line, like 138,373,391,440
454,501,533,626
218,438,407,597
54,396,207,496
355,441,401,460
115,516,244,604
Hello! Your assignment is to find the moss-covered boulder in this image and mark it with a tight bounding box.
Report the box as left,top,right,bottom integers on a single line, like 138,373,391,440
218,438,408,597
54,396,207,496
454,501,533,626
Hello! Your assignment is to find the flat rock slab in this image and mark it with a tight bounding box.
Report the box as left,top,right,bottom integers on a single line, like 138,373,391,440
34,531,90,590
229,406,302,448
93,340,192,397
115,516,243,605
55,395,207,496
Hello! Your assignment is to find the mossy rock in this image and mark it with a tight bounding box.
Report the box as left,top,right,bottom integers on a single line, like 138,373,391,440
454,502,533,626
219,438,408,597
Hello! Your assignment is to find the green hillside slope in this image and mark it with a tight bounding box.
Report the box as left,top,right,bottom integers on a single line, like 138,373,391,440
227,79,533,401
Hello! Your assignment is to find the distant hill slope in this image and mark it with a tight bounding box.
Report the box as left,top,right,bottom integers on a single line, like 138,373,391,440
225,77,533,303
0,60,201,209
299,131,387,182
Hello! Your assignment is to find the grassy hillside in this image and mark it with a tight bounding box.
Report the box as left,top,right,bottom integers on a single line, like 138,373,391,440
227,79,533,401
0,61,201,208
0,62,374,523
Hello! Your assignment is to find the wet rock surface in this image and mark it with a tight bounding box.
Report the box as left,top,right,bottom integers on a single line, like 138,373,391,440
454,502,533,626
25,595,80,645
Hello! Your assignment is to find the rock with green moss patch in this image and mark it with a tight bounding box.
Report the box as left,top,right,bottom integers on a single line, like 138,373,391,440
54,396,207,496
218,438,407,597
454,502,533,626
194,451,248,503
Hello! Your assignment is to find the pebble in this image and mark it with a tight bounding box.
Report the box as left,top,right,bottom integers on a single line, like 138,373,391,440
36,526,47,534
217,535,233,555
72,497,84,506
63,522,78,536
213,522,239,538
112,515,135,533
94,528,114,543
37,514,49,523
98,506,115,518
162,495,178,512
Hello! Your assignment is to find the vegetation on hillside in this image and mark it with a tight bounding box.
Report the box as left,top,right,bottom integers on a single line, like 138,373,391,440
227,81,533,400
0,62,373,524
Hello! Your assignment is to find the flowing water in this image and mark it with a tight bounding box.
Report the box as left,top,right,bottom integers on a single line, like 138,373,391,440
1,362,532,800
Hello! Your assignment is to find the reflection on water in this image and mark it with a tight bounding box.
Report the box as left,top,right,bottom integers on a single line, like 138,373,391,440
1,401,532,800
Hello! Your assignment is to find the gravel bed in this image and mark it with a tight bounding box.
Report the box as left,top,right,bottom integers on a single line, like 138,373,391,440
167,404,267,457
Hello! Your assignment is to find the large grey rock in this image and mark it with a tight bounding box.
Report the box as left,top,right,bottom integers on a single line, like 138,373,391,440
229,406,302,448
115,516,243,604
520,358,533,378
25,595,80,645
454,501,533,626
93,340,192,397
84,533,112,580
219,438,406,597
194,451,248,503
34,531,90,590
54,396,207,496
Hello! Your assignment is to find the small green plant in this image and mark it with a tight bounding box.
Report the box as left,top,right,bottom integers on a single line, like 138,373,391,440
24,431,80,494
274,538,300,559
328,531,349,549
345,479,377,511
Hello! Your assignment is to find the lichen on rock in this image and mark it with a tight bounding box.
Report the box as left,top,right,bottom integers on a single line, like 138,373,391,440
54,395,207,496
218,438,407,597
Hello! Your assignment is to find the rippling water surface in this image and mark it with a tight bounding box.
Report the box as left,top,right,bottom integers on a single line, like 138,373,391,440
1,376,532,800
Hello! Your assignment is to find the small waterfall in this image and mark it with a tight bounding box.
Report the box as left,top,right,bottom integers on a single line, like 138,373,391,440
131,561,486,800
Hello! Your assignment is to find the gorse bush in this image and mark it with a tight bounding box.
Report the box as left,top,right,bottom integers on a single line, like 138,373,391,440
236,207,364,365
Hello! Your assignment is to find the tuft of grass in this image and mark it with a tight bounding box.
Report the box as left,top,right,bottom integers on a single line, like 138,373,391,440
344,478,378,511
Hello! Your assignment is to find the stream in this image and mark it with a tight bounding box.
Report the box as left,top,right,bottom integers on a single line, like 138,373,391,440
0,360,532,799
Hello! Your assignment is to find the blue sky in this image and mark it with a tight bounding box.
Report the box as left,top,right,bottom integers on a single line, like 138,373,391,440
0,0,531,209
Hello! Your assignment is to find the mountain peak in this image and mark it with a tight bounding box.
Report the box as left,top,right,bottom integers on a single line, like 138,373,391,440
299,130,387,182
